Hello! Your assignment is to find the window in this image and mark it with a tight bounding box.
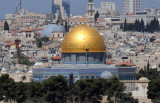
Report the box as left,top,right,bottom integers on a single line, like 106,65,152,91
26,34,28,38
86,76,89,79
81,76,84,79
91,76,94,79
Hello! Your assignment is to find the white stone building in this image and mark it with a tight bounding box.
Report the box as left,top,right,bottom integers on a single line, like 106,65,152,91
123,0,141,14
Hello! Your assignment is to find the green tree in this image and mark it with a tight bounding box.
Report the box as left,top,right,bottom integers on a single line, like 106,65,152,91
119,92,138,103
107,77,125,103
65,21,69,32
68,74,74,102
75,79,104,103
134,19,141,32
147,61,150,71
0,74,16,103
36,36,49,48
36,38,43,48
15,47,24,64
14,82,27,103
136,68,160,80
150,37,156,42
4,21,9,31
140,19,145,32
26,82,44,102
94,11,100,22
123,18,127,31
43,75,68,103
14,47,33,66
145,23,150,32
148,79,160,101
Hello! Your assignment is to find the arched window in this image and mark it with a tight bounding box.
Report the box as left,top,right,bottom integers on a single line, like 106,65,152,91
22,76,26,81
26,34,28,38
128,83,135,91
29,34,31,38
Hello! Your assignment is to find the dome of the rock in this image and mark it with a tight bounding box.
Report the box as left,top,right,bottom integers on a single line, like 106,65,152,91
61,24,106,53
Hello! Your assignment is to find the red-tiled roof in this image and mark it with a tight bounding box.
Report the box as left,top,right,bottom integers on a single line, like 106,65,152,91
22,29,33,32
5,41,12,43
116,62,135,66
16,25,26,27
5,43,15,46
41,47,47,50
34,28,43,31
51,56,61,60
128,13,136,15
136,35,145,38
36,33,41,35
106,61,114,64
97,18,106,22
24,55,29,58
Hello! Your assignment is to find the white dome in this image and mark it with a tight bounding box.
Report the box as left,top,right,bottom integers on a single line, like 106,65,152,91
41,24,65,37
139,77,149,81
101,71,112,79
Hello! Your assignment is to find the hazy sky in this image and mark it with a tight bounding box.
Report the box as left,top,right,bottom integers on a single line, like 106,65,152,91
0,0,159,19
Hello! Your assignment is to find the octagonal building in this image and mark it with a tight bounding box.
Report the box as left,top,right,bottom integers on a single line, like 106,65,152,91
33,24,136,82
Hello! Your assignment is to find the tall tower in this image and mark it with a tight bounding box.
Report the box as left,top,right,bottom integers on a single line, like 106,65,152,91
52,0,63,18
87,0,94,17
87,0,95,24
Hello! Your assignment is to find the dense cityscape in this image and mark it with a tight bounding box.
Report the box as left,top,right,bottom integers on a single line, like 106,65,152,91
0,0,160,103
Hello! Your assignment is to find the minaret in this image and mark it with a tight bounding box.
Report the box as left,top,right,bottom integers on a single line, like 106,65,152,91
87,0,94,17
15,3,18,13
87,0,95,24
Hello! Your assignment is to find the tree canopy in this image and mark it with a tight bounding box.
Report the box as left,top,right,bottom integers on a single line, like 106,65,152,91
123,18,160,33
36,36,49,48
0,74,138,103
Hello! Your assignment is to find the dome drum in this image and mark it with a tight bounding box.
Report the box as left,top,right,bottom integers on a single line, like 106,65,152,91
62,53,106,64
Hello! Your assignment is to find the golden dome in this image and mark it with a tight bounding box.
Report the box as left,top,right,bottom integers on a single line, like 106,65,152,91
62,24,106,53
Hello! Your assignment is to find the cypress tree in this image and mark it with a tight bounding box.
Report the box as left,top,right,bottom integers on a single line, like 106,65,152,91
134,20,137,31
4,21,9,31
140,19,145,32
145,23,150,32
123,18,127,31
94,11,99,22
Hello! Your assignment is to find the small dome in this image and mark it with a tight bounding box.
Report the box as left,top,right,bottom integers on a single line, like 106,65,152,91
139,77,149,81
41,24,65,37
101,71,112,79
